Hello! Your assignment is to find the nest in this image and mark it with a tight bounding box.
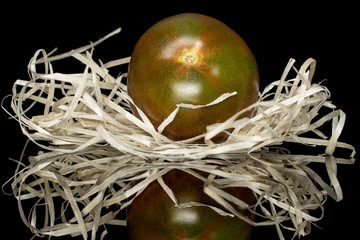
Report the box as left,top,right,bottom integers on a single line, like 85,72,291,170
6,28,355,240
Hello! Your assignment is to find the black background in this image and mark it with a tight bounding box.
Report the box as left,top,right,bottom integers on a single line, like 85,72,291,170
1,1,358,239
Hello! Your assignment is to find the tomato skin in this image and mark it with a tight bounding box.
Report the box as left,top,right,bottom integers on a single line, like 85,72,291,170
127,13,259,141
127,170,254,240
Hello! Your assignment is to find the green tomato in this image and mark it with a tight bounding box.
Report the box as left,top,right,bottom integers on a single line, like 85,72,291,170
127,170,254,240
127,13,259,141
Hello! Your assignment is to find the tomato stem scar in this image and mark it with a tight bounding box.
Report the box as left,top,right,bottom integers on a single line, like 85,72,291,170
179,51,200,65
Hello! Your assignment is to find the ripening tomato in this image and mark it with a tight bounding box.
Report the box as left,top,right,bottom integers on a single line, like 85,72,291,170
127,13,259,141
127,170,255,240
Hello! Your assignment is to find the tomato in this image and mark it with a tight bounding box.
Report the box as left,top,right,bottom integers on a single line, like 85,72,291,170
127,13,259,141
127,170,254,240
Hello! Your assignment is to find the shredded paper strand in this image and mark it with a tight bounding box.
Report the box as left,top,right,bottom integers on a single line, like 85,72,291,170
6,30,355,240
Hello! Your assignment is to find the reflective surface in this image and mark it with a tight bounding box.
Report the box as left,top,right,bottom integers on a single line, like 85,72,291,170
127,170,255,240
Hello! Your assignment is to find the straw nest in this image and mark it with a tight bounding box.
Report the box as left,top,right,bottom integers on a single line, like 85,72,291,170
6,29,355,240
